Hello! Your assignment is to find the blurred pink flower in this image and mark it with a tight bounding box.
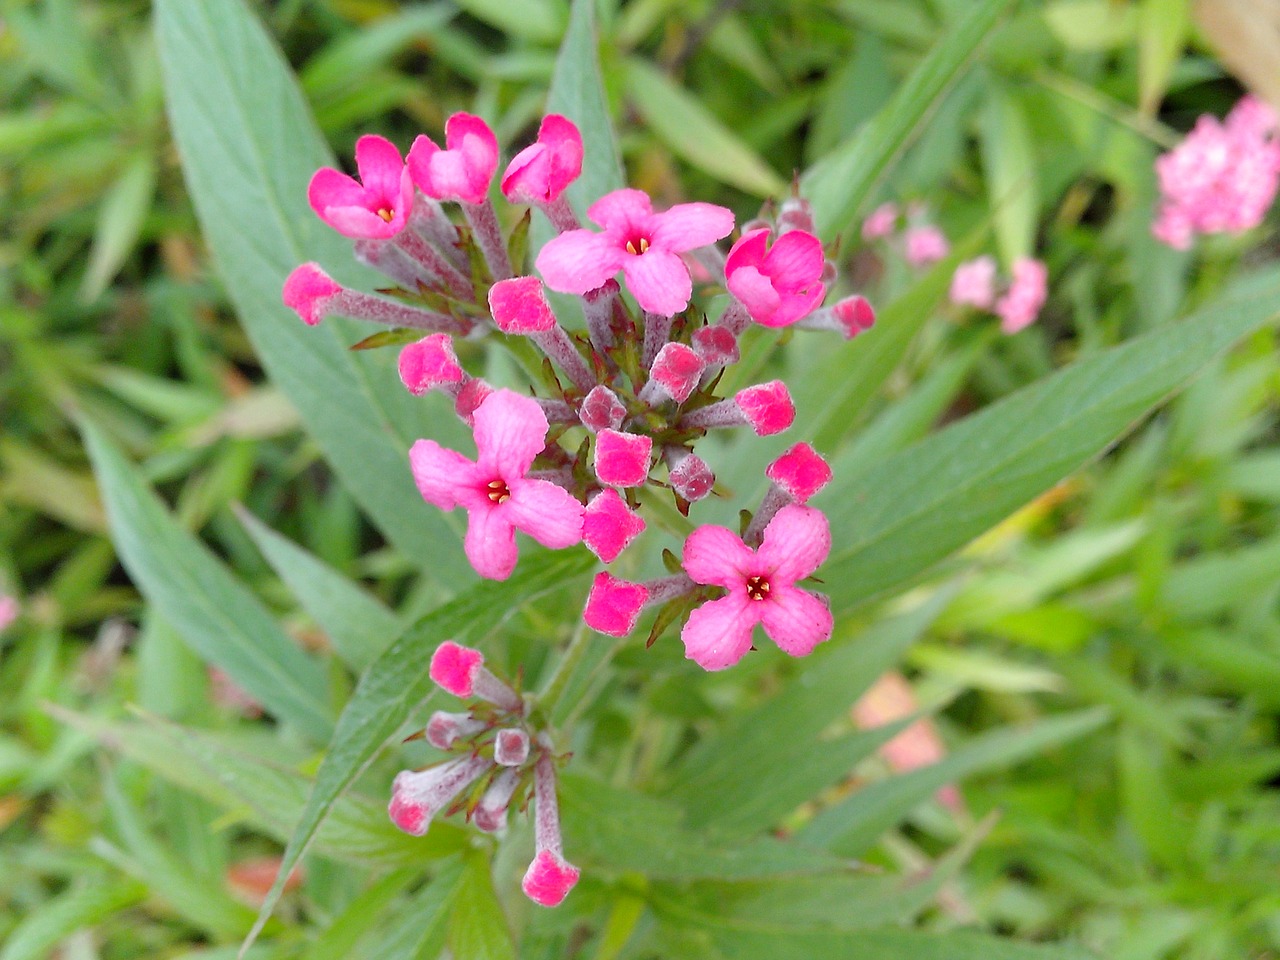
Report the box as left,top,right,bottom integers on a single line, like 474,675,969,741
862,202,899,240
0,595,17,633
995,257,1048,334
903,224,950,268
949,256,997,310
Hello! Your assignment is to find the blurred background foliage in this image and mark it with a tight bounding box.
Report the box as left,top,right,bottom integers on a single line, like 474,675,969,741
1,0,1279,958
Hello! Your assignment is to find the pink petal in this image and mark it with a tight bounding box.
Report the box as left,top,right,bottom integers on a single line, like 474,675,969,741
488,276,557,333
587,188,654,233
682,524,754,588
650,202,735,252
757,504,830,584
472,389,549,479
622,249,692,316
724,228,770,275
583,572,650,636
503,478,585,548
322,204,400,239
594,430,652,487
761,230,825,292
446,112,499,189
501,114,583,204
582,489,646,562
726,264,782,322
464,505,519,580
429,640,484,697
406,133,441,192
766,443,832,503
522,850,580,907
734,380,795,435
398,334,464,395
282,263,342,326
759,585,833,657
765,283,826,328
308,167,366,216
680,593,759,671
354,134,406,203
409,439,479,510
536,230,628,295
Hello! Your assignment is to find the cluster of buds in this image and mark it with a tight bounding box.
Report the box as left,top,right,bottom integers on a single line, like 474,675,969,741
1152,95,1280,250
861,201,950,268
949,255,1049,334
285,111,873,670
388,641,579,907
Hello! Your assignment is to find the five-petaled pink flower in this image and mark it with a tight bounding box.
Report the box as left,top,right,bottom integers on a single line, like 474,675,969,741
308,135,414,239
681,504,833,671
725,228,827,328
410,389,584,580
536,188,734,316
501,114,584,205
408,113,500,205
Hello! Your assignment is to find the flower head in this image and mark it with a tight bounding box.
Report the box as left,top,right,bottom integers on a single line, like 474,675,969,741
994,257,1048,334
410,389,584,580
536,188,734,316
408,113,500,205
308,135,413,239
501,114,584,205
680,504,833,670
725,228,827,328
949,256,997,310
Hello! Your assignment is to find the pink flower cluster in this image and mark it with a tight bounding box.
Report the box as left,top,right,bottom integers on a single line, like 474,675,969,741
287,112,873,672
1152,95,1280,250
949,255,1049,334
388,641,579,907
862,201,950,267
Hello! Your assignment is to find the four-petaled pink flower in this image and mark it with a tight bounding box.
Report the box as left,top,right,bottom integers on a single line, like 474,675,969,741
725,228,827,328
536,188,734,316
410,389,584,580
501,114,584,205
308,135,413,239
408,113,500,205
681,504,833,671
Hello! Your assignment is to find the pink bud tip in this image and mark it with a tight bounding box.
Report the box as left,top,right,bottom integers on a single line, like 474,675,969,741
668,452,715,502
734,381,795,436
594,430,653,487
583,572,649,637
583,489,646,563
488,276,557,334
580,385,627,433
766,443,832,503
455,378,495,425
398,334,464,395
282,263,342,326
494,728,530,766
692,325,740,366
649,342,704,404
388,790,429,836
522,850,581,907
429,641,484,697
832,295,876,338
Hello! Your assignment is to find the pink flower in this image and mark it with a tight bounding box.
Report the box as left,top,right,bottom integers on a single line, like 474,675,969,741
308,135,413,239
862,202,899,240
903,224,949,267
994,257,1048,334
522,752,579,907
523,850,580,907
501,114,584,205
765,443,832,504
0,595,19,633
398,334,465,395
724,228,827,328
536,188,734,316
389,755,492,836
582,490,646,563
949,256,997,309
408,113,500,205
594,430,653,487
410,389,584,580
680,504,833,671
583,572,649,636
429,641,485,697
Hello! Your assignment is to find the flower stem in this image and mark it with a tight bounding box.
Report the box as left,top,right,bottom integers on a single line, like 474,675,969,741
535,616,593,721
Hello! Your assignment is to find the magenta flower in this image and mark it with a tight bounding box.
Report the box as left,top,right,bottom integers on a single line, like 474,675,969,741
724,228,827,328
594,430,653,487
308,135,413,239
501,114,584,205
410,390,584,580
407,113,500,205
680,504,833,671
535,188,734,316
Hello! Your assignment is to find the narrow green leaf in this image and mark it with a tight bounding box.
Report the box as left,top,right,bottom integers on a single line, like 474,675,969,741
980,84,1038,266
448,853,516,960
245,550,594,950
236,506,401,672
80,153,157,302
802,0,1015,240
82,419,333,742
154,0,469,582
0,881,148,960
370,859,466,960
453,0,565,43
1164,628,1280,707
623,59,788,198
300,6,456,100
819,269,1280,616
798,708,1110,855
303,869,419,960
1137,0,1189,115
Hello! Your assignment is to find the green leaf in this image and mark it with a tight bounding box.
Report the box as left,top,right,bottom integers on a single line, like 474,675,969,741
818,269,1280,617
300,6,456,102
453,0,565,43
0,880,148,960
236,506,401,672
980,84,1038,266
797,707,1110,856
448,853,516,960
302,868,419,960
802,0,1016,241
369,859,465,960
1137,0,1189,114
80,152,157,302
154,0,469,583
81,420,333,742
244,550,594,950
623,58,787,198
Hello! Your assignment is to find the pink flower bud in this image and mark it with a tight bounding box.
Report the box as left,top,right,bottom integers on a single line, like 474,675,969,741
692,325,740,366
735,381,795,436
398,334,465,395
407,113,500,205
501,114,584,205
903,224,949,268
473,767,521,833
949,256,997,310
995,257,1049,335
582,489,646,563
388,754,492,836
426,710,485,750
522,751,579,907
667,449,715,503
494,728,530,766
488,276,557,333
455,378,495,425
647,342,704,404
579,385,627,433
429,641,484,697
594,430,653,487
522,850,581,908
766,443,832,503
777,195,816,234
282,263,343,325
834,295,876,336
861,202,899,240
583,572,649,636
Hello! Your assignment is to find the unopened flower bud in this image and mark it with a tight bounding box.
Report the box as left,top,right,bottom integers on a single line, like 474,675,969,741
582,489,646,563
583,572,649,637
283,263,467,333
428,641,522,712
494,728,531,766
666,448,715,503
388,754,492,836
398,334,465,396
579,385,627,433
691,325,740,367
426,710,485,750
594,430,653,487
473,767,521,834
522,751,579,907
640,342,704,406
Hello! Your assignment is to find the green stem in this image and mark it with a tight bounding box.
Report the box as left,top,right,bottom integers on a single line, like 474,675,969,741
535,616,594,721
